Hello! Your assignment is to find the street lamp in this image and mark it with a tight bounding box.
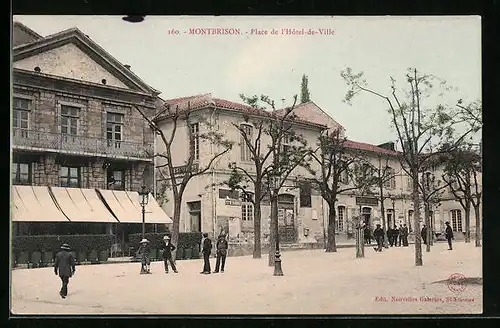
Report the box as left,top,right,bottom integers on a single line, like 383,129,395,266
269,174,284,276
138,186,149,274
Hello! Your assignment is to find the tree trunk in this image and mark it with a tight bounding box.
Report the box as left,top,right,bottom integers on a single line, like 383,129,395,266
424,203,431,253
412,171,423,266
268,195,278,266
429,208,434,246
464,205,471,243
379,184,388,248
253,200,262,259
326,203,337,252
474,204,481,247
171,199,182,262
355,226,363,258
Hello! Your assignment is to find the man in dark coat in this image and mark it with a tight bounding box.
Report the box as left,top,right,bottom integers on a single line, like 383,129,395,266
387,227,394,247
421,224,428,245
445,221,454,250
214,234,228,273
54,243,76,299
200,233,212,274
402,224,409,247
398,225,404,246
373,224,384,252
393,226,400,246
161,235,178,273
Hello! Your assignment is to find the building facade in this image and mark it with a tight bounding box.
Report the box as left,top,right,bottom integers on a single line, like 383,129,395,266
11,22,171,246
155,94,482,247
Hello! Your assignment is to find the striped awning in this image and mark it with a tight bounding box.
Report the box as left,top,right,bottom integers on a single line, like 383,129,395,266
11,185,69,222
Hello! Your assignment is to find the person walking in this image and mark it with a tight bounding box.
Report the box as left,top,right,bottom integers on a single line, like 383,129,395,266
161,235,178,274
54,243,76,299
214,234,228,273
373,224,384,252
200,233,212,274
398,224,404,247
421,224,428,245
402,224,409,247
387,227,394,247
138,238,151,274
445,221,454,250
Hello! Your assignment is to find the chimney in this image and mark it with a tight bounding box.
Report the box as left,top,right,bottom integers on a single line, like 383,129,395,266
377,142,395,151
124,64,131,70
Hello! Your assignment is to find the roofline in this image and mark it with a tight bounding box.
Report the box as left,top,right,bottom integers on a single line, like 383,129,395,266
13,21,43,40
13,27,161,96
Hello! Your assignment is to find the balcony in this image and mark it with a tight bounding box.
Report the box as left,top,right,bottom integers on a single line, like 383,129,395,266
12,129,152,160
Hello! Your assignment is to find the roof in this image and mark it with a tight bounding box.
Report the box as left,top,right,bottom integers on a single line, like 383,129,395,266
13,21,43,40
276,101,346,131
345,140,400,156
157,93,327,128
13,26,160,96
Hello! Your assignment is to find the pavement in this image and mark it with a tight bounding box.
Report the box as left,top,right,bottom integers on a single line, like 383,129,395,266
10,242,482,315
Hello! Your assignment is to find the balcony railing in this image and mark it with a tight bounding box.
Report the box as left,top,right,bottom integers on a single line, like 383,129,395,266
12,128,152,160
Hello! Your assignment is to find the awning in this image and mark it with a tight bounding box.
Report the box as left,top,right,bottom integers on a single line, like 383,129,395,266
50,187,118,223
11,185,69,222
97,189,172,224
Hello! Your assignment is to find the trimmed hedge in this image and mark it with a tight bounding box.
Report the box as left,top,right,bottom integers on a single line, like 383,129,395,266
12,234,115,255
129,232,202,251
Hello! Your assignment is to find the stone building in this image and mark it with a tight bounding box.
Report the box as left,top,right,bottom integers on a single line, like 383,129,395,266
11,22,171,246
154,94,482,249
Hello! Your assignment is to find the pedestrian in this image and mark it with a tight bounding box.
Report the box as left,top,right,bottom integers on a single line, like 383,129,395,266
421,224,428,245
398,224,404,246
445,221,454,250
402,224,409,246
161,235,178,274
373,224,384,252
200,232,212,274
138,238,151,274
214,233,228,273
364,227,372,245
387,227,394,247
54,243,76,299
392,226,399,246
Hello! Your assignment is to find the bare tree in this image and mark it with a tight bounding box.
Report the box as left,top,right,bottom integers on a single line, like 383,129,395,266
226,94,311,265
305,130,376,252
135,103,233,260
442,144,482,246
342,67,477,266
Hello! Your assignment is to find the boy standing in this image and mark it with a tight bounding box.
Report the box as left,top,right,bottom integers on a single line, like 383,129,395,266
214,234,228,273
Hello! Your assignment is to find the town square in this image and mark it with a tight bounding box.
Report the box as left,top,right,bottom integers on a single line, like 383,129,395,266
10,15,482,316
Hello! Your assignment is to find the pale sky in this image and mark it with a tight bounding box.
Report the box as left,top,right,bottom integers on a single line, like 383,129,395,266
13,16,481,146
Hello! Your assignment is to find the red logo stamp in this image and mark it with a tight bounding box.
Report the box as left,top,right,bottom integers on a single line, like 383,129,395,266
447,273,467,293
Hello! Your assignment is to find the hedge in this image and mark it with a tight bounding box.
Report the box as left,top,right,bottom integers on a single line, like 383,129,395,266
129,232,202,250
12,234,115,255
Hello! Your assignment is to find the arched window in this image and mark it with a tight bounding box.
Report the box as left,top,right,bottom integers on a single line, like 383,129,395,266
337,206,345,231
450,209,462,232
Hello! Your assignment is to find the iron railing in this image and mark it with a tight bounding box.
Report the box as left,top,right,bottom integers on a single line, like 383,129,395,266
12,128,153,159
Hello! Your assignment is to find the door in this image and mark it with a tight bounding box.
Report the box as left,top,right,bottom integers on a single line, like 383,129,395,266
187,201,202,232
278,194,296,243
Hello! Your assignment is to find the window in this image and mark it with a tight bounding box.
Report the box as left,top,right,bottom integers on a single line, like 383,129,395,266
59,166,81,188
299,181,312,207
12,163,31,185
408,209,414,225
219,189,239,199
106,112,124,147
384,166,396,189
61,105,80,136
240,124,253,162
13,97,31,137
340,168,349,184
386,209,394,228
451,209,463,232
241,193,254,221
282,133,292,154
107,169,125,190
337,206,345,231
406,175,413,191
190,123,200,161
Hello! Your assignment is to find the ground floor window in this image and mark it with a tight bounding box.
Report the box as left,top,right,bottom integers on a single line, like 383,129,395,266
337,206,345,231
451,209,462,232
241,193,254,221
59,166,81,188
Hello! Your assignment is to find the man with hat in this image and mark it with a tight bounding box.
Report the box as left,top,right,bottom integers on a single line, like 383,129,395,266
161,235,178,274
54,243,76,299
138,238,151,274
373,224,384,252
200,232,212,274
214,233,228,273
445,221,454,250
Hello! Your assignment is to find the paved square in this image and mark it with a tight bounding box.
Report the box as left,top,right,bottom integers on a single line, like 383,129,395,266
10,243,482,315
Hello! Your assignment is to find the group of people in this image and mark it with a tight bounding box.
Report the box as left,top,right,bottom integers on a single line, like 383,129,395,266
387,224,410,247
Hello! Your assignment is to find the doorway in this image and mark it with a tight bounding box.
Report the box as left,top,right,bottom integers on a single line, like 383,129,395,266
362,207,372,229
187,201,202,232
278,194,296,243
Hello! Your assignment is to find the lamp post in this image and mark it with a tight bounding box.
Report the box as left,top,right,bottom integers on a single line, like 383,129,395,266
390,196,396,228
269,174,283,276
138,185,149,274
